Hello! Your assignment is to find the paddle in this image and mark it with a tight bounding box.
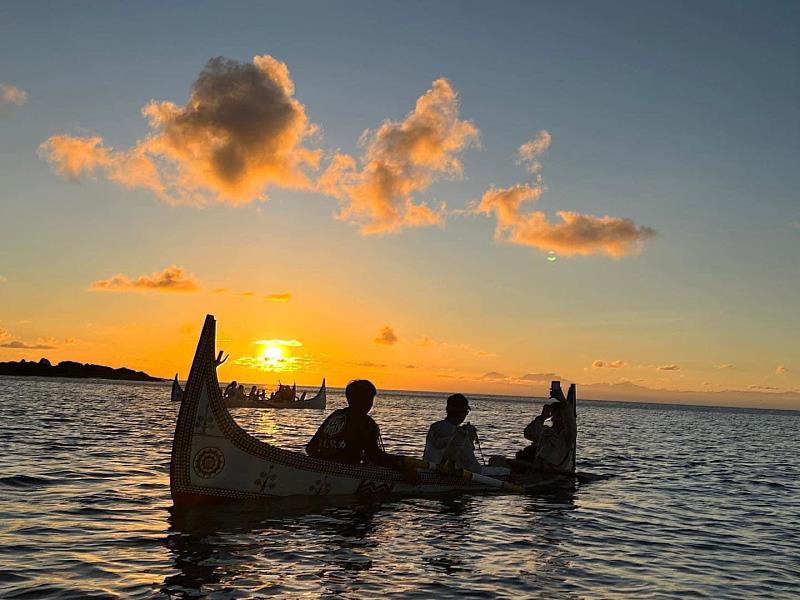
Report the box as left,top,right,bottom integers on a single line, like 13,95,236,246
402,457,524,493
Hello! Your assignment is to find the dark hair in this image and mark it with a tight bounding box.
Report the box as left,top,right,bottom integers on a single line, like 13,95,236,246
446,393,469,416
346,379,377,411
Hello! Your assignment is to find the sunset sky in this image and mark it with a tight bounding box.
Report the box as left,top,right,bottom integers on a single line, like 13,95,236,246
1,1,798,407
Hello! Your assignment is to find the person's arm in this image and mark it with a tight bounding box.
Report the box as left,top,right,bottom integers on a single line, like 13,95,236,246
523,415,546,442
362,420,403,469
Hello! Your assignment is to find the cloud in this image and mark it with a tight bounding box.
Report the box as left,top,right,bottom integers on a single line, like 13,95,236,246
517,372,561,383
353,361,386,368
776,365,788,375
89,265,200,293
319,78,479,234
232,354,310,373
41,55,320,205
374,325,398,345
266,292,292,302
255,339,302,347
405,364,416,369
714,363,735,370
0,340,56,350
481,371,507,380
657,364,680,371
517,130,551,175
414,335,495,357
748,384,781,391
592,359,626,369
0,84,28,112
476,184,655,258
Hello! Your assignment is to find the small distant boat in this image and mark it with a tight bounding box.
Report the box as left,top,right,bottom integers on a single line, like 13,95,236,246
171,374,183,403
170,315,574,506
224,380,326,410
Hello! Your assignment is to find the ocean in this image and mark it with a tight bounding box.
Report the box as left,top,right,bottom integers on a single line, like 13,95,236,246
1,377,798,598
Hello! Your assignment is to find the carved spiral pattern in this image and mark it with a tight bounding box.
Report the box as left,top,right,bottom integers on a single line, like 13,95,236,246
194,447,225,479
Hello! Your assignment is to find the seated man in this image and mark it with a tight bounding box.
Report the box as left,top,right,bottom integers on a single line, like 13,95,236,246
423,394,483,473
306,379,404,470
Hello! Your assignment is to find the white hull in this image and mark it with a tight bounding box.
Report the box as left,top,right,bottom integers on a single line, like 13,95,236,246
170,315,570,506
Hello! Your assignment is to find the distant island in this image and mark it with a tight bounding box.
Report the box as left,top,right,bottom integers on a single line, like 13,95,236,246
0,358,164,382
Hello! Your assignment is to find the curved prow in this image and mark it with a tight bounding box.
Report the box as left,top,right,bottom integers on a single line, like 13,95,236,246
171,374,184,403
566,383,577,473
306,378,326,409
170,315,239,504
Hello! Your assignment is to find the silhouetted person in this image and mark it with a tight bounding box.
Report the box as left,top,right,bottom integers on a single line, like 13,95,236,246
516,382,576,471
423,393,482,473
223,380,238,398
306,379,404,469
247,385,258,401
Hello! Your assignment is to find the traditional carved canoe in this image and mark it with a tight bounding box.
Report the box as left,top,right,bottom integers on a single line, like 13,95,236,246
225,380,326,410
170,315,572,505
171,374,183,402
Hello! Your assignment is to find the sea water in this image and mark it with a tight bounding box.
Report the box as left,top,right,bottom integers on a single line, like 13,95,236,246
0,377,798,598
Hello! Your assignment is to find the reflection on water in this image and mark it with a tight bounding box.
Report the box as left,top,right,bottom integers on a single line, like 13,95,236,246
1,377,799,598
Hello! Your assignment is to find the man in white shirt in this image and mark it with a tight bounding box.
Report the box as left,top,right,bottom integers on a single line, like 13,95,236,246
423,394,483,473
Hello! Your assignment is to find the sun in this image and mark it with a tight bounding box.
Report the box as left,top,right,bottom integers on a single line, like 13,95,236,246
261,344,285,363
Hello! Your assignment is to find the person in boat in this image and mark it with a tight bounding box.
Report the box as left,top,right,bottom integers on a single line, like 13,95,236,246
515,383,576,471
223,380,238,398
236,384,246,401
247,385,258,401
306,379,405,470
423,393,483,473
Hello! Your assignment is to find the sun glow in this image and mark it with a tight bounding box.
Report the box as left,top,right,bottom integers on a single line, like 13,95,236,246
261,344,285,363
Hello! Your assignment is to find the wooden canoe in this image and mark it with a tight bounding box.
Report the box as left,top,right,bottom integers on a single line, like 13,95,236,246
170,315,571,506
225,380,326,410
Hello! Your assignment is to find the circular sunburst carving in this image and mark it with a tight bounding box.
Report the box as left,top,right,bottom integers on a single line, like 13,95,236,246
194,446,225,479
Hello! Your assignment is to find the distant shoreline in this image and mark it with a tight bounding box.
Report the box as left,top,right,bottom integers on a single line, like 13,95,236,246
0,359,164,382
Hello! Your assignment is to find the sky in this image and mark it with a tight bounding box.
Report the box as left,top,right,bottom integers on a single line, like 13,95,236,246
1,1,799,408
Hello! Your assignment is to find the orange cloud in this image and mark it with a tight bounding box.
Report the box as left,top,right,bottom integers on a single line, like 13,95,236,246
0,340,57,350
0,83,27,111
266,292,292,302
89,265,200,293
415,334,495,358
476,184,655,258
41,55,319,205
714,363,735,370
592,359,626,368
320,78,479,234
518,130,551,175
776,365,788,375
657,364,680,371
374,325,398,345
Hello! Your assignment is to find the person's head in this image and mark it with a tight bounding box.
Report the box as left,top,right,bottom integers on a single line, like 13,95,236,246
231,380,238,387
238,384,244,392
346,379,377,414
446,393,471,424
250,385,256,392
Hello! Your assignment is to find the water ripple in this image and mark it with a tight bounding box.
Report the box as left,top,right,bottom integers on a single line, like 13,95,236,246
0,376,799,598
